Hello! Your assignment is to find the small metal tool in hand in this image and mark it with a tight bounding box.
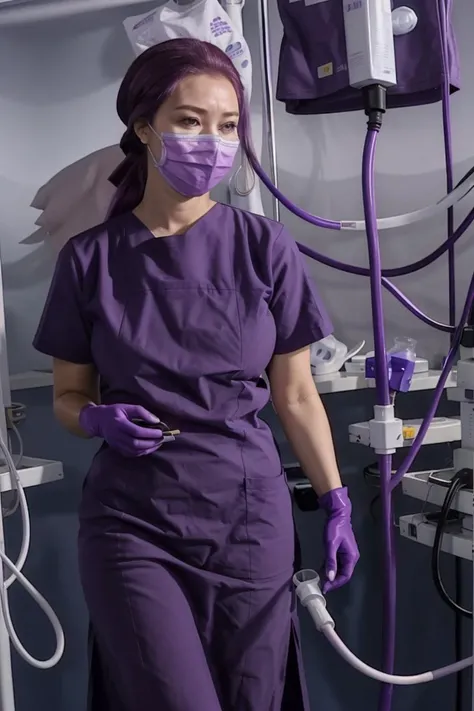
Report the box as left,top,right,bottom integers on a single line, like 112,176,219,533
131,418,180,441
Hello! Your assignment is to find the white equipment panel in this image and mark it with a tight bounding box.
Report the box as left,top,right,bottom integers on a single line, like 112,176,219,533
0,457,63,493
399,513,473,561
349,417,461,447
402,469,473,515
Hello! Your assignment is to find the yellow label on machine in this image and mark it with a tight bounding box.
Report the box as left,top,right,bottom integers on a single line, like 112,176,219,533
317,62,334,79
403,426,417,440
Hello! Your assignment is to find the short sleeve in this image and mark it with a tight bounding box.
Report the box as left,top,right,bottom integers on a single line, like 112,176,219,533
269,226,333,354
33,241,93,364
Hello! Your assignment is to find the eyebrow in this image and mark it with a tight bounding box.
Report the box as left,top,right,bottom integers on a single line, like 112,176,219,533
173,104,239,118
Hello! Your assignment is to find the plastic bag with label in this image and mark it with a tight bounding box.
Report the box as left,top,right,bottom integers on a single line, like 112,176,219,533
123,0,252,99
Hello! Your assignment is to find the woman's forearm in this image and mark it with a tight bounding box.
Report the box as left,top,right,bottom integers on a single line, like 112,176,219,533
52,359,100,438
274,392,343,496
54,392,95,438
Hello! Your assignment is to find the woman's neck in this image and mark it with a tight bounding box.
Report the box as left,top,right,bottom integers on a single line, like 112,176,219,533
135,176,215,237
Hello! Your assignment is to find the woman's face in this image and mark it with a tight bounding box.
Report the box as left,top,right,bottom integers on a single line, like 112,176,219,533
136,73,240,159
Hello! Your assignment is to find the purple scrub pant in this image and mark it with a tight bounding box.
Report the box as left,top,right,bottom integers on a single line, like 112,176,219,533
80,475,309,711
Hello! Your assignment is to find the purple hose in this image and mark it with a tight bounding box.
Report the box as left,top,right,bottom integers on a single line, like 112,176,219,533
437,0,456,328
299,227,454,334
252,136,473,331
252,158,474,279
296,211,474,278
362,128,396,711
251,160,340,231
389,0,468,493
390,273,474,491
385,208,473,278
362,130,390,405
381,280,453,333
250,13,466,710
378,454,396,711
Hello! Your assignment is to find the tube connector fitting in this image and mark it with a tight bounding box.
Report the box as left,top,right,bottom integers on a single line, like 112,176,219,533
461,326,474,349
293,570,335,632
363,84,387,130
369,404,403,454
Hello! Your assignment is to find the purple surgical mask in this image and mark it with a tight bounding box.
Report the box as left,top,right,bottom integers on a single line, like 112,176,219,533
147,126,240,197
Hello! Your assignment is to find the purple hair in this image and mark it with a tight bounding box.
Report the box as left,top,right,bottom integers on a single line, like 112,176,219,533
108,38,255,219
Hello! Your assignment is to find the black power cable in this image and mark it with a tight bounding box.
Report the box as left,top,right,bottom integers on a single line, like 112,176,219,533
431,468,473,618
454,560,463,711
431,469,473,711
364,460,472,711
428,468,473,711
454,288,474,711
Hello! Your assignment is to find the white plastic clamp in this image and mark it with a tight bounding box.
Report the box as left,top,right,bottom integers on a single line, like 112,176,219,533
369,404,403,454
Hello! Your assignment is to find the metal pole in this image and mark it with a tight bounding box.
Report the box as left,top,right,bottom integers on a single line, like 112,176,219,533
0,506,15,711
257,0,280,221
0,248,14,710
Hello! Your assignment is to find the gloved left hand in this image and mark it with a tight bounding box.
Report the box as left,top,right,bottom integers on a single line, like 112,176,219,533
318,486,359,593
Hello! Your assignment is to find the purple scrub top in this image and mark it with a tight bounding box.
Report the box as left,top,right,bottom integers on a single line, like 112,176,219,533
34,203,333,711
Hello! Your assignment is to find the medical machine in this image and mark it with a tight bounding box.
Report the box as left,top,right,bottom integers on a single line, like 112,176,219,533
251,3,474,711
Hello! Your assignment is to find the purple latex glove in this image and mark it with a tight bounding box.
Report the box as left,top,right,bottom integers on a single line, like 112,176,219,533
79,404,164,458
319,486,359,593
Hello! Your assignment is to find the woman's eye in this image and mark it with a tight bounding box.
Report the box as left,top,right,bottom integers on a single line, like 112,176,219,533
180,117,200,127
222,122,238,133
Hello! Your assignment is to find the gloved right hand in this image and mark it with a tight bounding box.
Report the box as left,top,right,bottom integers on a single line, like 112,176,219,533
79,403,164,458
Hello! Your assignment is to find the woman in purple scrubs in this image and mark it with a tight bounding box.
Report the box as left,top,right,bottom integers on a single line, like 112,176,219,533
34,38,359,711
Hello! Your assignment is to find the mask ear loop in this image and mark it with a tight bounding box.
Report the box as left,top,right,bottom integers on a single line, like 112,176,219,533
147,124,166,167
232,151,256,196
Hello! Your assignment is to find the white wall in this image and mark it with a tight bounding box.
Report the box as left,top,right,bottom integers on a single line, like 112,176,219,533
0,0,473,374
0,2,154,373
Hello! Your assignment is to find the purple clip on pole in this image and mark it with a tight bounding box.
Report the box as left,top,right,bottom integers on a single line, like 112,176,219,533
365,337,417,393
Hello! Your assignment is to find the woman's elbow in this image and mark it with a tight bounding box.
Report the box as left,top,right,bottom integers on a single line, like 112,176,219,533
272,383,321,414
